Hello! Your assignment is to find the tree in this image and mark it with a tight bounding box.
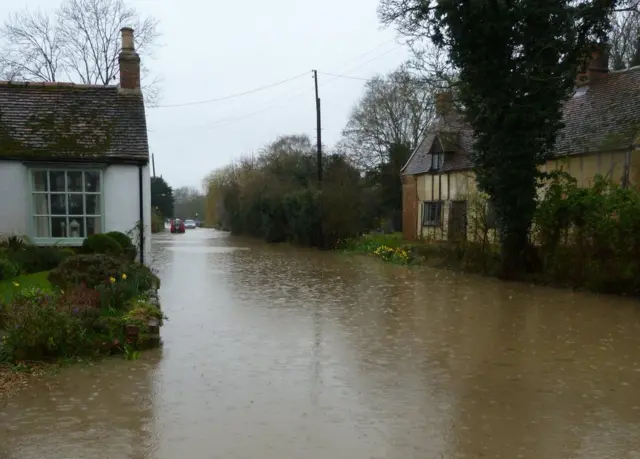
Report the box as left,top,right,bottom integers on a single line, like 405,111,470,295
151,176,174,219
610,7,640,69
380,0,620,277
341,66,434,171
174,187,206,220
364,142,412,230
0,0,160,104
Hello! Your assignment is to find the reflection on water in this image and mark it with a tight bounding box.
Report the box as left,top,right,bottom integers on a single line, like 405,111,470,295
1,229,640,458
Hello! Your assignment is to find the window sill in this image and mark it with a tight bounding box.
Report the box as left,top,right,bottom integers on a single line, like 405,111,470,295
33,237,84,247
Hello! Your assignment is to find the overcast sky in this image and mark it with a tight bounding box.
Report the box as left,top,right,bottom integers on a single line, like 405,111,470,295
1,0,409,190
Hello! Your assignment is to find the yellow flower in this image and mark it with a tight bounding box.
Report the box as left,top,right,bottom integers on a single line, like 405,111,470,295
109,277,116,284
122,273,127,280
12,281,19,287
61,290,64,294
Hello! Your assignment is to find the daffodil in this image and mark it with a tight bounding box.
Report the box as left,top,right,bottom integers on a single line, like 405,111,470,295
122,273,127,280
12,281,19,287
109,277,116,284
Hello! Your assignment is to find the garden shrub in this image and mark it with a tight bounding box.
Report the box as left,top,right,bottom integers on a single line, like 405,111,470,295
96,263,159,310
0,235,28,250
534,173,640,294
106,231,137,261
6,245,75,274
81,234,123,256
2,293,94,360
48,253,125,290
0,253,20,280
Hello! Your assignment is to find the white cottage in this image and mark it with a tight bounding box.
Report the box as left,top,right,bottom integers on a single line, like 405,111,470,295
0,28,151,264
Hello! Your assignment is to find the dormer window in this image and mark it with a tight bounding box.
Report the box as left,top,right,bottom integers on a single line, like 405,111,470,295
431,152,443,171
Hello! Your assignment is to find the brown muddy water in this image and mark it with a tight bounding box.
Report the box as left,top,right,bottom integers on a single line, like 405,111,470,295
1,229,640,459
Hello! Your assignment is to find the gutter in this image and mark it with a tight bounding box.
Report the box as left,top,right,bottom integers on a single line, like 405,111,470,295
138,164,145,264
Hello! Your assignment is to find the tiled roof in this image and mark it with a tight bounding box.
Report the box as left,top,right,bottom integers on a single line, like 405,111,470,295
556,67,640,155
0,81,148,161
402,110,472,175
403,66,640,176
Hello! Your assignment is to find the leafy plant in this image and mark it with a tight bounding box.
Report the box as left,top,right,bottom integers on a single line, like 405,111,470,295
48,253,124,290
0,235,28,250
7,245,75,274
81,234,123,256
105,231,137,261
2,293,92,361
0,254,20,281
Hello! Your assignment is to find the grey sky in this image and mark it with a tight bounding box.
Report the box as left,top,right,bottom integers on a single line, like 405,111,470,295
1,0,409,190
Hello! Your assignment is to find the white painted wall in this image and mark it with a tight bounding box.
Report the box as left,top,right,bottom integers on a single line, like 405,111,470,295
0,160,152,265
100,163,152,265
0,161,29,236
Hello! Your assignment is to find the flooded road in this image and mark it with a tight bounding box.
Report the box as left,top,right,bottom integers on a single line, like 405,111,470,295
2,229,640,458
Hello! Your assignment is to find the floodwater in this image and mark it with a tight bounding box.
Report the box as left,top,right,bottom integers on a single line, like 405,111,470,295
1,230,640,459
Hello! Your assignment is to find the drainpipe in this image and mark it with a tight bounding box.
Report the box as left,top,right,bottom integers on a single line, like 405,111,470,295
623,144,633,188
138,164,145,264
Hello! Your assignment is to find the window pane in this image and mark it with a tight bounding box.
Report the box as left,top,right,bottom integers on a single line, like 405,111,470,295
32,171,48,191
86,195,100,215
67,171,83,192
33,194,49,215
51,217,68,237
33,217,50,237
86,217,101,235
68,217,84,238
51,194,67,215
50,171,66,192
68,194,83,216
85,171,100,192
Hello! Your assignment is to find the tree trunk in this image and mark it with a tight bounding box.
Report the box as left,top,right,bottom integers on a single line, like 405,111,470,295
499,227,529,280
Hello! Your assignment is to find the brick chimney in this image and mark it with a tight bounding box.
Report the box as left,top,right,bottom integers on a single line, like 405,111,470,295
576,43,609,87
435,91,453,116
119,27,140,91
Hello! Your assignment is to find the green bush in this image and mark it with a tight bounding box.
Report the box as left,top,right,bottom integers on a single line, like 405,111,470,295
6,246,75,274
81,234,123,256
48,253,125,290
106,231,137,261
534,173,640,294
1,292,93,361
0,253,20,281
0,235,28,250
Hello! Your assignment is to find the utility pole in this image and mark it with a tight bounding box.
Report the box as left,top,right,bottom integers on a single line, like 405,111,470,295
313,70,322,184
151,153,156,178
313,70,324,248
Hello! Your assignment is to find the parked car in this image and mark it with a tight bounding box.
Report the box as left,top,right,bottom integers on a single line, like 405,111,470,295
170,219,185,234
184,219,197,229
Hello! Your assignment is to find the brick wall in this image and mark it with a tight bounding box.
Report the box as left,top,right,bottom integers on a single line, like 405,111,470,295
402,175,418,240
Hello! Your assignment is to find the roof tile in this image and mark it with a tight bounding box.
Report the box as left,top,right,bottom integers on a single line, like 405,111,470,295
0,82,148,161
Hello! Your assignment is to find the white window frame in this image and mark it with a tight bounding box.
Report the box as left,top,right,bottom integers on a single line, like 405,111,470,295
28,166,105,246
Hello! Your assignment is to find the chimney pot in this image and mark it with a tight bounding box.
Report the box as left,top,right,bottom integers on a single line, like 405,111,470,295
119,27,140,91
121,27,135,51
435,91,453,116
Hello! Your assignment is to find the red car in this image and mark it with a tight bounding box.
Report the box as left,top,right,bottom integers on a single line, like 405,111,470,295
170,219,185,234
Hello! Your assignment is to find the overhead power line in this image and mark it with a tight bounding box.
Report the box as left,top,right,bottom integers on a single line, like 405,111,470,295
316,71,369,81
148,40,405,132
152,72,309,108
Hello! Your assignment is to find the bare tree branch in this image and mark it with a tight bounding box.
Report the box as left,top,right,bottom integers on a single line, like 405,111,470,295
0,0,161,105
609,8,640,69
0,9,62,81
341,65,435,170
